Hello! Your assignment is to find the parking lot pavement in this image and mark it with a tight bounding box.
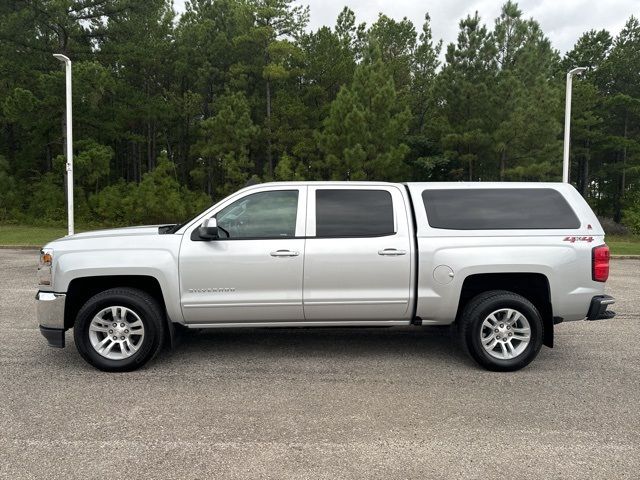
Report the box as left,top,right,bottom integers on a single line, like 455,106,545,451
0,249,638,479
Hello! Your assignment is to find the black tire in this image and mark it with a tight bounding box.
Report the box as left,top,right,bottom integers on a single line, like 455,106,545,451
458,290,543,372
73,287,165,372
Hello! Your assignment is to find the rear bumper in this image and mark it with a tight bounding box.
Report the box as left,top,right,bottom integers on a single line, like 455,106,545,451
36,291,66,347
586,295,616,321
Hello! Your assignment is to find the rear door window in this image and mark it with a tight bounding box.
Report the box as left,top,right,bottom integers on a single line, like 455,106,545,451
316,189,395,237
421,188,580,230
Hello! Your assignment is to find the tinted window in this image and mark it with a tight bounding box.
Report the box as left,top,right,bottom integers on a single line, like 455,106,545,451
216,190,298,238
421,188,580,230
316,189,395,237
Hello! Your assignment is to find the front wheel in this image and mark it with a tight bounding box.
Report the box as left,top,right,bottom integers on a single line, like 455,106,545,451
73,287,165,372
458,290,543,372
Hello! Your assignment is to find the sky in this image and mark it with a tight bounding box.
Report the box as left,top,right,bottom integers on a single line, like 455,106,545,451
173,0,638,55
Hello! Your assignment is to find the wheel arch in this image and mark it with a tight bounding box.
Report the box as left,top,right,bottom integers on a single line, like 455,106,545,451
64,275,168,331
456,272,554,348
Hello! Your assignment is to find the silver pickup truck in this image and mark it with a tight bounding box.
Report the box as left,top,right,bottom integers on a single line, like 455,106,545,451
36,181,615,372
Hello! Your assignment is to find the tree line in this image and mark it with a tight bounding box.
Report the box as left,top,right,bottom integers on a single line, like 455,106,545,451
0,0,639,232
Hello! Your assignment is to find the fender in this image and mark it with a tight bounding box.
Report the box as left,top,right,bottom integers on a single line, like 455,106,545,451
51,239,184,324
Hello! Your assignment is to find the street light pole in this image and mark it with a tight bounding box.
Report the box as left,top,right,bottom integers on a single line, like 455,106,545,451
53,54,74,236
562,67,587,183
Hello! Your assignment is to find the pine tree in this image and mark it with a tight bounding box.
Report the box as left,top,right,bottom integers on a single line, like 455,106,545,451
246,0,309,176
435,12,495,180
598,17,640,221
405,14,444,181
490,1,561,181
315,49,410,181
191,92,258,198
367,14,417,95
562,30,612,196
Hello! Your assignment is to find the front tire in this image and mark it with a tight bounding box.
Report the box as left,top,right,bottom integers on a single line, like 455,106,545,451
73,288,165,372
458,290,543,372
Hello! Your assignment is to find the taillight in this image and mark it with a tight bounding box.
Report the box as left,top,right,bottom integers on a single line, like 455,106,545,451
592,244,610,282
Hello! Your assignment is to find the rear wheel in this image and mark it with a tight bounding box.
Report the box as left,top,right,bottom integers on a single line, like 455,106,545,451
458,290,543,371
73,287,165,372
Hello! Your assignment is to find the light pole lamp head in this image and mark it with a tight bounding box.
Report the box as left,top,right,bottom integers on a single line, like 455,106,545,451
568,66,587,76
53,54,71,65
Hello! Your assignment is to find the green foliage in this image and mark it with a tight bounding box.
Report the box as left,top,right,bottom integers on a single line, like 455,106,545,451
91,154,211,225
0,157,19,221
27,173,67,223
130,154,205,224
74,140,113,191
433,4,564,182
2,88,39,124
274,153,307,180
622,210,640,235
368,14,417,93
623,192,640,234
0,225,71,246
316,52,411,180
90,181,131,225
0,1,638,231
191,92,258,197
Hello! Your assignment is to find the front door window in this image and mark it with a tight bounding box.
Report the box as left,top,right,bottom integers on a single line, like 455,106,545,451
216,190,299,239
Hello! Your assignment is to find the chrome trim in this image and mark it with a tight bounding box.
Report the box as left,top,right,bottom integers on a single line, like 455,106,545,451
36,291,66,329
185,320,410,328
378,248,407,256
270,250,300,257
303,300,408,306
183,301,303,309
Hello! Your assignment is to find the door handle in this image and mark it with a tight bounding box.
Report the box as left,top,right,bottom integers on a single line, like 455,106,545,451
378,248,407,256
270,250,299,257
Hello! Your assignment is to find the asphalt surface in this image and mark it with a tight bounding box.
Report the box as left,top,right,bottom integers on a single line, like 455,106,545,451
0,249,638,479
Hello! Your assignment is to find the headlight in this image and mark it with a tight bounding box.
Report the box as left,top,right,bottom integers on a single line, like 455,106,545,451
38,248,54,286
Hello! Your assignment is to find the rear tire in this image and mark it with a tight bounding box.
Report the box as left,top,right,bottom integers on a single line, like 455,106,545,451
458,290,543,372
73,287,165,372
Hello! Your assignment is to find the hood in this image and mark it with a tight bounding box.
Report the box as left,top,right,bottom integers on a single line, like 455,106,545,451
47,225,163,246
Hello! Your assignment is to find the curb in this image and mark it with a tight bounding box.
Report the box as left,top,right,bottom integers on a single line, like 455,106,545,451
611,255,640,259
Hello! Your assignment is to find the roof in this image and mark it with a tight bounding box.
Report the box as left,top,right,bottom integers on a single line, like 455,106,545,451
254,180,573,190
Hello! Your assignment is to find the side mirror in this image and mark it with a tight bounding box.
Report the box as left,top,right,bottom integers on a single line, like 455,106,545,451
198,217,219,240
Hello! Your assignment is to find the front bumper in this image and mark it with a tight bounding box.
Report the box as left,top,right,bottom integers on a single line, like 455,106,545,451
39,325,65,348
586,295,616,321
36,291,66,348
